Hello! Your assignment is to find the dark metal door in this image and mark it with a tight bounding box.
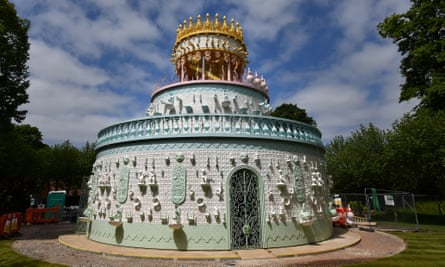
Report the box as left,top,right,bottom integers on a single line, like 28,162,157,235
230,169,261,249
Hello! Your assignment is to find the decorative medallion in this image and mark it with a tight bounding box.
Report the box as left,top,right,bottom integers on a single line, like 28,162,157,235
293,156,305,203
117,157,130,204
172,153,186,205
240,153,248,163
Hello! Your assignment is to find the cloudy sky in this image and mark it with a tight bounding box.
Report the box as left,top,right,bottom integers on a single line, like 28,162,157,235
11,0,416,146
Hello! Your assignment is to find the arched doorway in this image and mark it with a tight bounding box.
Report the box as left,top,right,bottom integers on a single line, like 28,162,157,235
229,168,261,249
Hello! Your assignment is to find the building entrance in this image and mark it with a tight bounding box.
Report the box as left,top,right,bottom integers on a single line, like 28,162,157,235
229,169,261,249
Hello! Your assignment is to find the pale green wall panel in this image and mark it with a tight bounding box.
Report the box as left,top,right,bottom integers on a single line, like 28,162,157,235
89,221,230,250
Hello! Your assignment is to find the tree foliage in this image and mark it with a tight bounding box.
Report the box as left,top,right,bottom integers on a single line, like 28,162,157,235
0,0,30,131
0,124,96,212
271,103,316,125
378,0,445,111
13,124,46,148
78,142,96,179
0,125,45,212
326,124,388,193
326,113,445,196
383,111,445,195
45,141,95,193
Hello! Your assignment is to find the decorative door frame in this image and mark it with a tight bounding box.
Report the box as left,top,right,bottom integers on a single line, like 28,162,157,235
225,165,265,249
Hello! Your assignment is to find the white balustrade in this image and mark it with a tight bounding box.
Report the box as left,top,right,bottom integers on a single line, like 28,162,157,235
96,114,322,149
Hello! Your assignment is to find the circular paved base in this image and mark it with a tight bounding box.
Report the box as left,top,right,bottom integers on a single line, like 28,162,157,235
58,227,361,261
13,223,406,266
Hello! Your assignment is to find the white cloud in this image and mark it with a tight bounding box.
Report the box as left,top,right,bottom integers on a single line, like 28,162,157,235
22,40,135,145
277,42,414,141
332,0,411,51
25,79,131,116
226,0,301,41
294,84,369,113
328,42,401,87
273,0,415,142
288,84,375,140
333,1,373,44
30,40,109,86
19,0,162,63
25,112,124,145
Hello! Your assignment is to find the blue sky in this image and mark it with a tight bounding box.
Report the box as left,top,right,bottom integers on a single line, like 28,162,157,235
11,0,416,146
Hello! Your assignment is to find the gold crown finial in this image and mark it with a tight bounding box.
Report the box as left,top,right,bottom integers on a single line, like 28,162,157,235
214,13,220,30
171,13,248,82
196,15,202,29
188,16,193,30
172,13,248,66
230,18,235,33
205,13,211,30
222,16,228,31
174,14,245,49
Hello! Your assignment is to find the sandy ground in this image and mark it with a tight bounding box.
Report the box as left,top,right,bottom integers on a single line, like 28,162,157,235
11,222,405,267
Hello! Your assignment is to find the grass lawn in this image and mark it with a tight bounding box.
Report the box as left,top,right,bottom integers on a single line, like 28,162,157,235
346,224,445,267
0,239,65,267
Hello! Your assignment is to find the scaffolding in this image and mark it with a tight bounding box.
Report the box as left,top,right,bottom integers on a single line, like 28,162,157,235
364,188,419,231
333,189,420,231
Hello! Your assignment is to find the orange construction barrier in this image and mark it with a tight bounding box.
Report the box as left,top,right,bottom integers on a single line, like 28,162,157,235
25,206,62,224
0,212,22,236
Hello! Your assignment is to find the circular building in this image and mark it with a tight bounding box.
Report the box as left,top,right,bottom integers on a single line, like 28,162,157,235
84,13,334,250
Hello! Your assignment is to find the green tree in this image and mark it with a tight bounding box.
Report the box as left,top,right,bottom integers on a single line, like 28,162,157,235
383,110,445,195
78,141,96,179
271,103,316,125
45,141,96,200
0,0,30,131
0,125,46,212
326,123,388,193
13,124,46,148
47,141,82,191
378,0,445,111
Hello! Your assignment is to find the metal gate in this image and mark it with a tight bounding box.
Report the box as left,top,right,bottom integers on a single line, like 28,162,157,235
230,169,261,249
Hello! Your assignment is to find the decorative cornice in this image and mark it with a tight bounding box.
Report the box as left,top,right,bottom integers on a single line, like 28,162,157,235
95,114,324,152
151,80,269,102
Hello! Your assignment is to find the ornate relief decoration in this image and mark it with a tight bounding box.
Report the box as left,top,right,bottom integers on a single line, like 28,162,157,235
153,84,266,102
293,156,306,203
117,157,130,204
96,138,320,158
95,113,323,151
172,153,187,205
